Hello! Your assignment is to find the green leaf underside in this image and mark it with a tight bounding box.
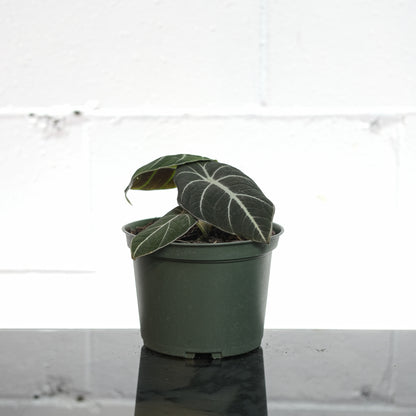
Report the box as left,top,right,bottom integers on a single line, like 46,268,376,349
130,207,197,259
125,154,214,200
175,161,275,243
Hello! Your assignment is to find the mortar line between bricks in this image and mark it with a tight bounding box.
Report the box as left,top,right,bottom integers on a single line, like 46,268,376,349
393,118,406,213
377,330,396,402
268,400,416,412
0,398,414,412
389,330,399,400
83,118,94,234
387,331,396,399
387,121,403,210
0,269,95,275
85,330,92,396
1,107,416,119
259,0,269,106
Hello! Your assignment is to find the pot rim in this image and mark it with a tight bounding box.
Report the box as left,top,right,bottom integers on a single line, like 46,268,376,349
122,218,284,248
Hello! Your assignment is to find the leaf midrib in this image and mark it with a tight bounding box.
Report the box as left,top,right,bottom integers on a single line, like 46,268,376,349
178,164,268,241
133,214,182,256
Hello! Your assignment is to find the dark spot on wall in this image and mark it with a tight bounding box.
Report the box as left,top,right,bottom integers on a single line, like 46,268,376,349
361,385,372,398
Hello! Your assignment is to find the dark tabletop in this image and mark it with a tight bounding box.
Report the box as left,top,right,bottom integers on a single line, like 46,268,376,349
0,330,415,415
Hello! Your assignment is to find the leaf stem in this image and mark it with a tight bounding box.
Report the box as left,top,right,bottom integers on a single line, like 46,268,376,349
196,220,212,239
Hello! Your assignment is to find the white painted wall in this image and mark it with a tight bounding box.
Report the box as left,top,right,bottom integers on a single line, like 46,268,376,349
0,0,415,329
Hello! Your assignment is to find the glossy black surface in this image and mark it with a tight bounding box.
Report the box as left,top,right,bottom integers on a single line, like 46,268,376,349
1,329,416,415
136,347,267,415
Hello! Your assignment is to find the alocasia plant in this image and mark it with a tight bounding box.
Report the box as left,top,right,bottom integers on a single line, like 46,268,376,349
125,154,275,259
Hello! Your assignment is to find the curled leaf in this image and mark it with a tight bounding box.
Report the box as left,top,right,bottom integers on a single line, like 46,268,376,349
125,154,214,203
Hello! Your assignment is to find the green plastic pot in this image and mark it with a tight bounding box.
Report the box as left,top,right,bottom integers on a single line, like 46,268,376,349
123,219,283,359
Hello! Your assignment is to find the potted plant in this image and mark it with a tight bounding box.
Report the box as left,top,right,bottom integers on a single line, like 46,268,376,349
122,154,283,359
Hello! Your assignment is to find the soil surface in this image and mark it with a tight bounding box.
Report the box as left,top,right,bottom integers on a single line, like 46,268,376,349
129,220,276,244
177,224,243,243
129,221,243,244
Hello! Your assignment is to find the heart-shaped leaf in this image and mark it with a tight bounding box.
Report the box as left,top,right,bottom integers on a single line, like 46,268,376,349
130,207,197,259
125,154,213,202
175,161,275,243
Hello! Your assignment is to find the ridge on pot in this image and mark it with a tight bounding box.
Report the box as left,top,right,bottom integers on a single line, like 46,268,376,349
123,154,284,358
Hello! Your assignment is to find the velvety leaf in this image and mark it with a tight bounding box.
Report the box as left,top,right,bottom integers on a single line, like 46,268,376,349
124,154,213,202
175,161,275,243
130,207,197,259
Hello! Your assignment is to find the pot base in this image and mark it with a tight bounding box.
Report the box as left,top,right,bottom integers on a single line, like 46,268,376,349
142,333,263,359
123,219,283,359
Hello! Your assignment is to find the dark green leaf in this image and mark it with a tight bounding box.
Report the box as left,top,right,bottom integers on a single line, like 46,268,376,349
124,154,214,202
175,161,275,243
130,207,197,258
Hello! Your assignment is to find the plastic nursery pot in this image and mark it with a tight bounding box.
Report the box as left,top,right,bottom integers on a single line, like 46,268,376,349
123,218,283,359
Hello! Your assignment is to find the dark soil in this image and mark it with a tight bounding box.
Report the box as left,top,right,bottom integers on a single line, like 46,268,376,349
177,224,243,244
128,220,243,244
128,220,276,244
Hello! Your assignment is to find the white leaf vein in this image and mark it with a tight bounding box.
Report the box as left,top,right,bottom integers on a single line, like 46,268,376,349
133,214,184,255
235,193,274,207
198,177,266,241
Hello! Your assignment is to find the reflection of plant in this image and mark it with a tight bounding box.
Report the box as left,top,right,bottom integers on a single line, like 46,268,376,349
135,347,267,415
125,154,275,259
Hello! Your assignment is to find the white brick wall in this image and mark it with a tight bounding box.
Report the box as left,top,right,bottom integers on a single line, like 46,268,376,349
0,0,259,108
268,0,416,108
0,0,415,329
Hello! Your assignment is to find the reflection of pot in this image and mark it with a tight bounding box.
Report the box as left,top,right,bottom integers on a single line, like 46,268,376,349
135,346,268,416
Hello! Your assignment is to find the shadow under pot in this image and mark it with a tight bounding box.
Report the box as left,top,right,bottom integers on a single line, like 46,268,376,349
123,218,283,359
